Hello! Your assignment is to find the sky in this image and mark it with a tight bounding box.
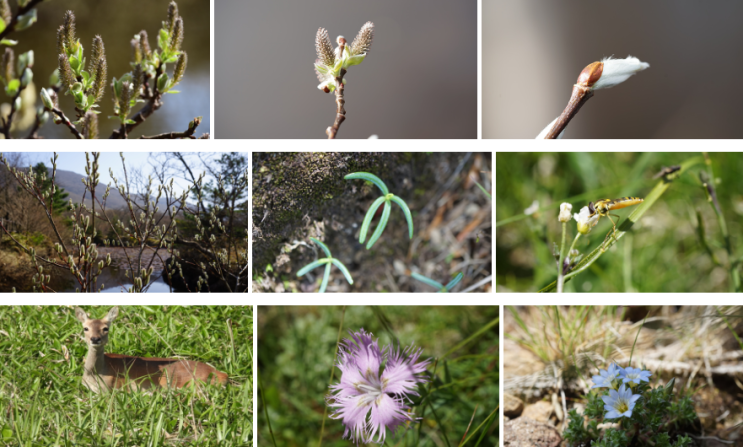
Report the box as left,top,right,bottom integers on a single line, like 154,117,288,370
4,152,246,194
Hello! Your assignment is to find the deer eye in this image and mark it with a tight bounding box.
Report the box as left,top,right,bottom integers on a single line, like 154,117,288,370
103,327,108,332
84,327,89,332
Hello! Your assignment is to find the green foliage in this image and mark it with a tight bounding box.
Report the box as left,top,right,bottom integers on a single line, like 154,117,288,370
0,306,253,446
296,237,353,293
563,369,699,447
258,306,499,447
344,172,414,249
496,152,743,292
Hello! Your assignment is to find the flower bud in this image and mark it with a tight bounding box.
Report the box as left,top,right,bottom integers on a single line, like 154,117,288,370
559,203,573,223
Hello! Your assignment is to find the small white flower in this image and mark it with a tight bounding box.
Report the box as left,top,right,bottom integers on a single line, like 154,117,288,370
573,206,599,235
559,203,573,223
524,200,539,216
592,56,649,90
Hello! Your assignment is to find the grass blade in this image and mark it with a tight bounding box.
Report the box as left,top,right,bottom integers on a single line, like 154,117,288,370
310,237,332,257
411,272,444,290
344,172,389,195
390,195,414,239
297,259,328,277
331,259,354,285
444,272,464,291
366,201,390,250
319,262,331,293
359,196,386,244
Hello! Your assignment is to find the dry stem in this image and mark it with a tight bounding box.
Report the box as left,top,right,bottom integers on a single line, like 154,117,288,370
545,84,594,139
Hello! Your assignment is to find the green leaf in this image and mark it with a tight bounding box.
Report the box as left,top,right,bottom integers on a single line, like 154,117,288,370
15,8,37,32
318,263,331,293
158,28,170,51
0,18,6,34
444,272,464,291
411,272,444,290
390,195,414,239
309,237,332,257
359,196,386,244
165,90,180,94
296,259,329,277
0,39,18,46
330,258,354,285
5,79,20,96
344,172,389,195
366,201,391,250
125,119,136,125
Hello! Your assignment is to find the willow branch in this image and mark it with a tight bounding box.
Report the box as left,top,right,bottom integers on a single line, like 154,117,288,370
545,84,593,139
0,0,44,40
140,116,201,139
50,108,83,139
326,68,346,139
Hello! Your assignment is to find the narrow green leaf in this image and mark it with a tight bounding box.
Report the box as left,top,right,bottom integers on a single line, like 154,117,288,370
310,237,332,257
359,196,386,244
366,201,390,250
444,272,464,291
330,259,354,285
344,172,389,195
0,39,18,46
296,259,329,277
390,195,414,239
318,263,331,293
411,272,444,290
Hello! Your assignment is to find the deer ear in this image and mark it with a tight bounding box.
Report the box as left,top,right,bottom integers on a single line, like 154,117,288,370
75,307,88,323
105,306,119,323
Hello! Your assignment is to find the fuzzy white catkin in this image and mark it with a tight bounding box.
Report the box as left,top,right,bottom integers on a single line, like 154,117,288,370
593,56,650,90
536,117,565,139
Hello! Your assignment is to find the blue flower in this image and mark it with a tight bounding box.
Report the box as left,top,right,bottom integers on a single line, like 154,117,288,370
620,366,652,385
602,384,641,419
591,363,621,389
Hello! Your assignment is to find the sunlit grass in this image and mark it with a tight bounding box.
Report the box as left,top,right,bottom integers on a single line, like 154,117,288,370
0,306,253,446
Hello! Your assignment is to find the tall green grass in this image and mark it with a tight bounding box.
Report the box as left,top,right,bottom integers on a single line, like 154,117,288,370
257,306,499,447
0,306,253,446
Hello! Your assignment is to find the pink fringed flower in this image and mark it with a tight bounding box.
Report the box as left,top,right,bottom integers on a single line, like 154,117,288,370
327,329,431,444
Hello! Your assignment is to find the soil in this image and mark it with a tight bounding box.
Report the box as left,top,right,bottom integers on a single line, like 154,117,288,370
252,152,492,292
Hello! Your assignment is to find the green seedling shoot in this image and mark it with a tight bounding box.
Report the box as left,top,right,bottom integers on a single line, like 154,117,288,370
296,237,354,293
411,272,463,292
344,172,414,250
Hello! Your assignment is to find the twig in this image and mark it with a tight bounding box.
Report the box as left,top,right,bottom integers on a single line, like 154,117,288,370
50,108,83,139
545,84,594,139
0,0,44,41
25,114,42,139
326,67,347,139
140,116,201,139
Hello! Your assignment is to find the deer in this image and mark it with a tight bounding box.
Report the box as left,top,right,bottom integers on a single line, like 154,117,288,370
75,306,228,393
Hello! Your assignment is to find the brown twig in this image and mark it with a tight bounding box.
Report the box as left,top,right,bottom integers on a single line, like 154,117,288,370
544,85,594,139
25,114,42,139
544,61,603,139
50,108,82,139
140,116,201,139
0,0,44,41
326,39,347,139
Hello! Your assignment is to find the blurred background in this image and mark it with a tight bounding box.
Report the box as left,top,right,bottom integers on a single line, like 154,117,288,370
504,306,743,443
215,0,477,139
496,152,743,292
258,306,499,446
483,0,743,138
1,0,210,138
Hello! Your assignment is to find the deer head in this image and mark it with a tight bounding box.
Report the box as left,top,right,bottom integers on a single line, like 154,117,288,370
75,306,119,349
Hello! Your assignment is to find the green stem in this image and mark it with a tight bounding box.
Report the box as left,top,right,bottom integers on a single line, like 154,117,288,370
557,222,568,293
317,306,346,447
